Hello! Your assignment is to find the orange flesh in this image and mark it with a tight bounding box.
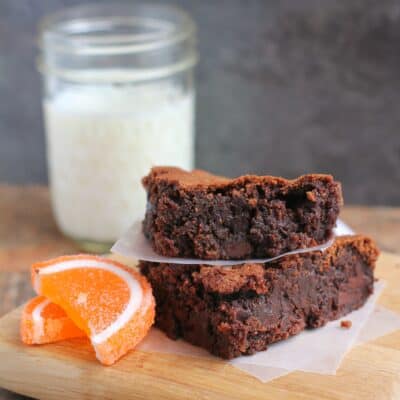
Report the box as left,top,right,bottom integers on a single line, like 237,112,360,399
37,268,131,337
31,255,155,365
21,296,84,345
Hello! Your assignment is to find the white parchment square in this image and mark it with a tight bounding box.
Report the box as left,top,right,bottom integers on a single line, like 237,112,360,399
110,220,351,266
136,282,398,383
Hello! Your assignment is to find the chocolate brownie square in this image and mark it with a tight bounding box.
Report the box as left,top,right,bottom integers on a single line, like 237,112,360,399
142,167,343,260
139,235,378,359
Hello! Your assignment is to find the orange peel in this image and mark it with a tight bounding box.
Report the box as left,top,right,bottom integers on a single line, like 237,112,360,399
31,255,155,365
21,296,84,345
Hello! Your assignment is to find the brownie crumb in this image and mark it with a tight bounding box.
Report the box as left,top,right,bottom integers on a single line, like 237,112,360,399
142,166,343,260
140,235,378,358
306,190,317,202
340,320,352,329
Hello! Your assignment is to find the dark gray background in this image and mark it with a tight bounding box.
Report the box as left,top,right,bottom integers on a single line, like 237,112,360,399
1,0,399,205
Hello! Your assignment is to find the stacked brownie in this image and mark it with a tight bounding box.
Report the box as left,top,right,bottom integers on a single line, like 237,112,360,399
138,166,379,359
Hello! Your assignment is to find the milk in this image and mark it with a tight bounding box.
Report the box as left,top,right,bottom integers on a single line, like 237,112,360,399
44,83,194,242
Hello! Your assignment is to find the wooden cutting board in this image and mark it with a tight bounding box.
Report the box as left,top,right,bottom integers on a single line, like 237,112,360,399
0,252,400,400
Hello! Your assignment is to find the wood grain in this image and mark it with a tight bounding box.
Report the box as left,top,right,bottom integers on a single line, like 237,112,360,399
0,185,78,272
1,185,400,399
0,252,399,400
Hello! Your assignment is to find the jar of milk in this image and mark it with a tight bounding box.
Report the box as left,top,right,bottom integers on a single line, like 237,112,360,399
38,3,197,252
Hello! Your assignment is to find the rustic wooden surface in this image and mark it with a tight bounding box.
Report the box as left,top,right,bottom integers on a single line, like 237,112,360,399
0,184,399,399
1,252,400,400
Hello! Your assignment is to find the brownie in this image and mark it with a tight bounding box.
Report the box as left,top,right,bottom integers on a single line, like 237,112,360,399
142,167,343,260
139,235,378,359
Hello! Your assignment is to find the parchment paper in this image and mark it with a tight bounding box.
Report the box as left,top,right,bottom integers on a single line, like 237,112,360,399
137,282,400,382
117,219,400,382
231,302,400,382
111,219,353,266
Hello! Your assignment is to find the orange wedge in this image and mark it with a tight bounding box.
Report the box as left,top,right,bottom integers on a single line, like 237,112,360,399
21,296,84,345
31,255,155,365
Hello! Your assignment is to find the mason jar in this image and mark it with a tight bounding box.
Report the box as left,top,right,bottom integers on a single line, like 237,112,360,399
38,3,197,252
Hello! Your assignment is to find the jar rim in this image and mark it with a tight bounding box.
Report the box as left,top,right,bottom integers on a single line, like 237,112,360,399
38,3,196,55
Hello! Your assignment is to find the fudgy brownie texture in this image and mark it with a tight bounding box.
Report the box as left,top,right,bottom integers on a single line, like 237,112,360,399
142,167,343,260
139,235,378,359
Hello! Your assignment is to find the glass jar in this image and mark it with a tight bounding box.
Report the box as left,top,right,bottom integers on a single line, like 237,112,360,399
38,3,197,252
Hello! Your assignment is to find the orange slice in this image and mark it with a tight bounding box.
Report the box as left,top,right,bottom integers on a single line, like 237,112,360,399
21,296,84,345
31,255,155,365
